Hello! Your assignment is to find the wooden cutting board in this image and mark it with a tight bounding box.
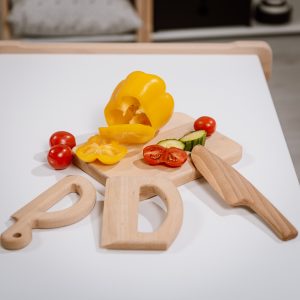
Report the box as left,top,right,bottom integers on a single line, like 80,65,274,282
73,112,242,198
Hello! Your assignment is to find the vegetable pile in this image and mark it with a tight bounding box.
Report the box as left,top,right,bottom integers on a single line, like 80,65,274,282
46,71,217,170
75,71,174,165
142,115,216,168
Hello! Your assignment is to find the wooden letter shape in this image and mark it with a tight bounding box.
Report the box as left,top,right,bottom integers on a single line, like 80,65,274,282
1,175,96,250
101,176,183,250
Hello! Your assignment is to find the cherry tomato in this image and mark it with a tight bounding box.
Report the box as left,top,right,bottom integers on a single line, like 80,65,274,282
143,145,187,168
193,116,216,136
143,145,167,165
164,147,188,167
49,131,76,149
47,144,73,170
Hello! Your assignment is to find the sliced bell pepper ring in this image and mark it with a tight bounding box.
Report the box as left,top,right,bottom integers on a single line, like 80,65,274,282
104,71,174,133
76,138,127,164
99,124,156,144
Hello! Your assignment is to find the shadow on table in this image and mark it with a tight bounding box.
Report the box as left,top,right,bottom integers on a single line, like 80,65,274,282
188,176,282,243
89,192,203,255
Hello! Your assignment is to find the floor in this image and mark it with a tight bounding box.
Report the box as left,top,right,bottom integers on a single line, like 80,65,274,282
205,35,300,182
264,35,300,182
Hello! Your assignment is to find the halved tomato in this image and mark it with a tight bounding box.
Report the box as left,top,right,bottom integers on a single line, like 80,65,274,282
143,145,188,167
143,145,167,165
164,147,188,167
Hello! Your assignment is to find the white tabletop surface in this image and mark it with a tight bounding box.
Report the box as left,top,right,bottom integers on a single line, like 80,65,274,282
0,54,299,300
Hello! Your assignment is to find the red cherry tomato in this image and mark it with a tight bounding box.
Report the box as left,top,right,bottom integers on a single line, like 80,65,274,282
143,145,187,168
49,131,76,149
193,116,216,136
47,144,73,170
164,147,188,167
143,145,167,165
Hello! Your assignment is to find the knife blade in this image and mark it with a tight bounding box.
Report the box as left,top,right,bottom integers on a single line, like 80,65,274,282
191,145,298,241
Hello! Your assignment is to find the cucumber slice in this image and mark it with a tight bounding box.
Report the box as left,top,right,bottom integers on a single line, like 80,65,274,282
179,130,206,151
157,139,185,150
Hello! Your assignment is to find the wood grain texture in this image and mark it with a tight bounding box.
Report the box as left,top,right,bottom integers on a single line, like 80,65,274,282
191,145,298,241
101,176,183,250
135,0,153,42
73,112,242,199
0,41,272,79
1,175,96,250
0,0,11,39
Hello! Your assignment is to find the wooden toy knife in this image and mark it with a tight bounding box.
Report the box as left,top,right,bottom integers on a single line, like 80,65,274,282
191,145,298,241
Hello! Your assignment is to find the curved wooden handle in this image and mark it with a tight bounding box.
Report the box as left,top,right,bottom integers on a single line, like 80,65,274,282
0,220,33,250
1,175,96,250
101,176,183,250
191,145,298,241
36,176,96,228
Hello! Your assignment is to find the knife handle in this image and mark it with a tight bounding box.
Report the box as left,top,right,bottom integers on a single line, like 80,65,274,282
1,175,96,250
191,145,298,241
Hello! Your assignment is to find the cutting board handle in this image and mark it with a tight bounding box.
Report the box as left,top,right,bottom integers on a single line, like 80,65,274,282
1,175,96,250
191,145,298,241
101,176,183,250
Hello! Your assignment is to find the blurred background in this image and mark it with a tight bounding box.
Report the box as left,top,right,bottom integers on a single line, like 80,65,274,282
0,0,299,181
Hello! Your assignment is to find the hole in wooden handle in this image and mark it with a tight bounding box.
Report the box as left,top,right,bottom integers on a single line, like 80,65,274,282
1,175,96,250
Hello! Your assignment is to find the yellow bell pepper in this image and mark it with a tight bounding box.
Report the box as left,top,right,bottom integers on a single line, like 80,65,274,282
76,71,174,164
76,135,127,164
99,124,156,144
102,71,174,144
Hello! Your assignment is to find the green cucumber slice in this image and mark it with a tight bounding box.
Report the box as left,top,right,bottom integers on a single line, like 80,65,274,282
157,139,185,150
179,130,206,151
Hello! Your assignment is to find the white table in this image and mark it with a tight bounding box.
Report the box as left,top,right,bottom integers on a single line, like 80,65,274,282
0,50,299,300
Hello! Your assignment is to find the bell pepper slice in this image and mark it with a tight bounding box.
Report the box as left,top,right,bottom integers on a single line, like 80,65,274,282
99,124,156,144
86,134,104,144
104,71,174,131
75,137,127,164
